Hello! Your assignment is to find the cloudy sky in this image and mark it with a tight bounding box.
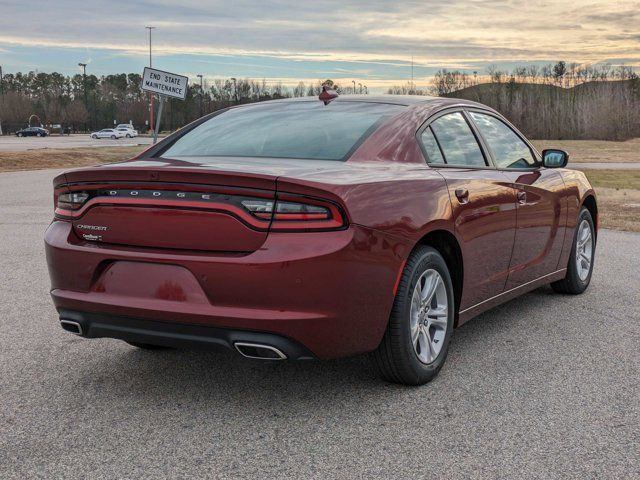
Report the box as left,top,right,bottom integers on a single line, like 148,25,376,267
0,0,638,91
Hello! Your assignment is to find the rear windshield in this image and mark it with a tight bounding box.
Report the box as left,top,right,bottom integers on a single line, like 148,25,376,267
160,101,404,161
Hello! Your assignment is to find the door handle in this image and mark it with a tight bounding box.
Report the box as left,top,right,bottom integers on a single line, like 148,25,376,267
455,188,469,204
516,190,527,204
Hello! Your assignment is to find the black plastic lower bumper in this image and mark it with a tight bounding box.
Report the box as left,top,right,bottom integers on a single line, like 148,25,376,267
58,310,316,360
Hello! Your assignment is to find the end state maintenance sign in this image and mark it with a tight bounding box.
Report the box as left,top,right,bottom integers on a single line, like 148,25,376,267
142,67,189,100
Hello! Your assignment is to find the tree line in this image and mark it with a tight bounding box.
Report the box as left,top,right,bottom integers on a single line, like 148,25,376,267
3,62,638,140
0,71,343,134
388,62,640,140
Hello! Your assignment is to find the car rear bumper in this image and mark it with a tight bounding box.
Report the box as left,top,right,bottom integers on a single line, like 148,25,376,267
58,309,316,360
45,220,409,359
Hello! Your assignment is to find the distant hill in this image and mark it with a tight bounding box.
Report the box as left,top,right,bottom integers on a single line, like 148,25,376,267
444,80,640,140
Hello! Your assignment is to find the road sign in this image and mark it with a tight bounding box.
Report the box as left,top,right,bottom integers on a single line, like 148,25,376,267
142,67,189,100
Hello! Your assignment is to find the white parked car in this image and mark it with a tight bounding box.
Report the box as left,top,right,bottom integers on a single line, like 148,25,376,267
116,127,138,138
90,129,126,139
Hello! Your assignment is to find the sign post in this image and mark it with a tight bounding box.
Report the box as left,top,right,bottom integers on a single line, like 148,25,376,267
141,67,189,144
154,95,165,144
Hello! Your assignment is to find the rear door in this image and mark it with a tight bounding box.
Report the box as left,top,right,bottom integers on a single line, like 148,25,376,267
418,110,517,310
466,110,565,288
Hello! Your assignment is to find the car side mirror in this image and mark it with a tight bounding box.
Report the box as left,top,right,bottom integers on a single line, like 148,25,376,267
542,149,569,168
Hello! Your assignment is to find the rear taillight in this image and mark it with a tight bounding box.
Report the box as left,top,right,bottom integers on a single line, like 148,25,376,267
242,195,346,231
56,191,90,211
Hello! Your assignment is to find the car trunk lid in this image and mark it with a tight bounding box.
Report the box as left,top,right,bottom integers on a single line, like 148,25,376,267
58,161,280,253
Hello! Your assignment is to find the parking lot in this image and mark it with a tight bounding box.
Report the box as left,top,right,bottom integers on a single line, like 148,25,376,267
0,168,638,479
0,134,155,152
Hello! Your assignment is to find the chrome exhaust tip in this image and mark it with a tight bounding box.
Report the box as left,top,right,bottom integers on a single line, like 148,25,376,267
234,342,287,360
60,319,83,336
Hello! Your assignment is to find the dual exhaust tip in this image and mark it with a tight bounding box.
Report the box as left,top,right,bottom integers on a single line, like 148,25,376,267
60,319,83,335
234,342,287,360
59,320,287,360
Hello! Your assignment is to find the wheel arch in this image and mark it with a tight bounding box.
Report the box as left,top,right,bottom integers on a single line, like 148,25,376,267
582,193,598,238
416,229,463,325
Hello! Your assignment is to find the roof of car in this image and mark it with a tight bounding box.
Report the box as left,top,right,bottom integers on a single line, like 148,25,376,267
231,94,486,110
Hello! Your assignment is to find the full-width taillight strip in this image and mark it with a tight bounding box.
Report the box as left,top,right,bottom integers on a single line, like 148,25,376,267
54,187,347,232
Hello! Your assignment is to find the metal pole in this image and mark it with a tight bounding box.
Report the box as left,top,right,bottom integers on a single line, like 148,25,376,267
153,95,164,144
411,55,414,94
197,74,203,117
78,63,87,130
352,80,356,94
231,77,237,104
146,26,155,134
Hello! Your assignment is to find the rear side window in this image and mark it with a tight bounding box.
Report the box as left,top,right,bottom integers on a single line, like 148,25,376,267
161,101,404,161
420,127,445,164
469,112,537,169
429,112,486,167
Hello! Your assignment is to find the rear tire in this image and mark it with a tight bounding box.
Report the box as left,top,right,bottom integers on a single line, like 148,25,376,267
370,246,454,386
126,341,172,350
551,207,595,294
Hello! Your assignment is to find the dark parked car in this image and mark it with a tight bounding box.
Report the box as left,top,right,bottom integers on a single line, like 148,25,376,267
16,127,49,137
45,94,597,385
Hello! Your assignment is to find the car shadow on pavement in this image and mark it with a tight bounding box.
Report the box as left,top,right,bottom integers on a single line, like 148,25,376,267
71,288,559,386
61,285,565,410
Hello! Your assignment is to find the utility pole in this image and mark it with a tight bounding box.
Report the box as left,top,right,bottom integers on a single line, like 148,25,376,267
78,63,87,106
230,77,238,104
146,26,156,134
197,74,203,117
411,55,414,94
78,63,87,131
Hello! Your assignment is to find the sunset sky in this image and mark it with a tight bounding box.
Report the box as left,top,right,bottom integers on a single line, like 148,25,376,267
1,0,638,91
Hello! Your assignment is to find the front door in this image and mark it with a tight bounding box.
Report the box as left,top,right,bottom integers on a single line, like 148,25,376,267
466,110,565,289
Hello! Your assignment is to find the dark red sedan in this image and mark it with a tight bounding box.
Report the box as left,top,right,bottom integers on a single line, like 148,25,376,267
45,94,597,385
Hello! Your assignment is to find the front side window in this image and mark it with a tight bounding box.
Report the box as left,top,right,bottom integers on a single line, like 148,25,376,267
469,112,537,169
428,112,486,167
161,101,404,161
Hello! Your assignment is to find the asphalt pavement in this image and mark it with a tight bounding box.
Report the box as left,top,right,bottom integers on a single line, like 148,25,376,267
0,134,155,152
0,169,638,479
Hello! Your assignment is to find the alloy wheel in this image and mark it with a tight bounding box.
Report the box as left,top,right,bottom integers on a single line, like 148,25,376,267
410,269,449,364
575,219,593,281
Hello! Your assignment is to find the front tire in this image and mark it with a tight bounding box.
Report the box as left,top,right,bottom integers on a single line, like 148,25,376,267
370,246,454,385
552,207,595,294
